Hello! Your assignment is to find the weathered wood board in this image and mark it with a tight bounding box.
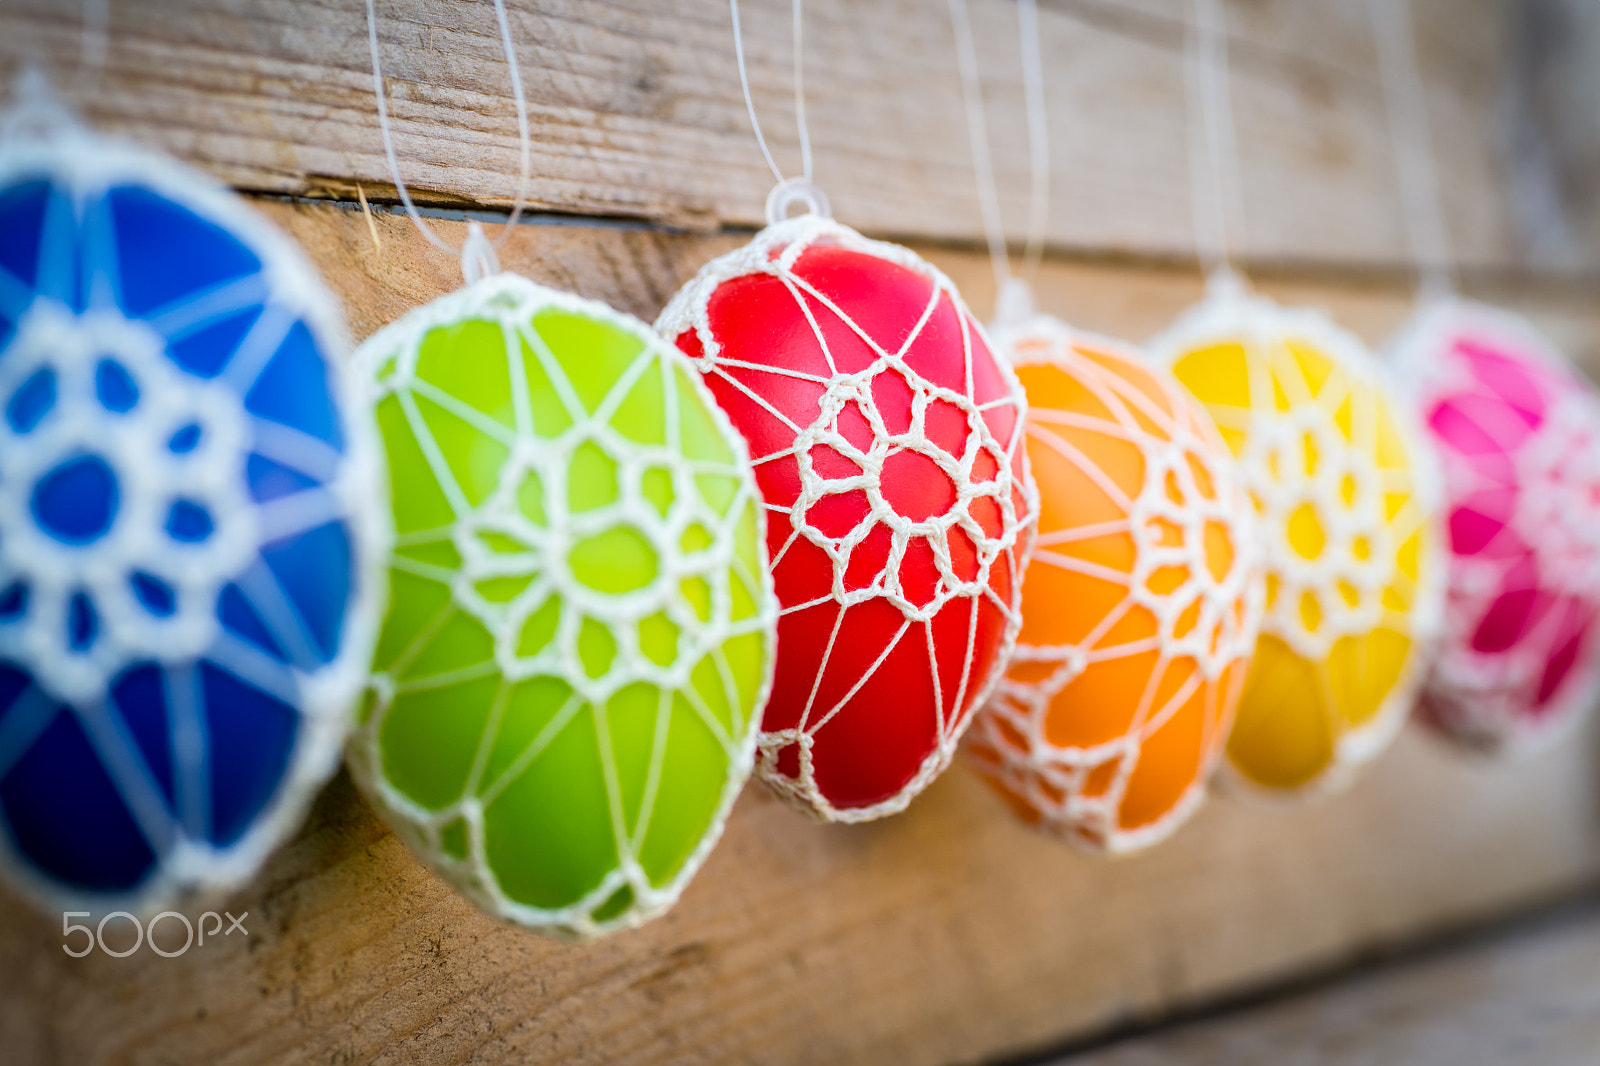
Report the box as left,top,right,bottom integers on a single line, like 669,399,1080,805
1050,900,1600,1065
0,0,1585,272
2,202,1600,1066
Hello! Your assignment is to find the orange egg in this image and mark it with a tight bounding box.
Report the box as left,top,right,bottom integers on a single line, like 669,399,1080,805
966,316,1263,852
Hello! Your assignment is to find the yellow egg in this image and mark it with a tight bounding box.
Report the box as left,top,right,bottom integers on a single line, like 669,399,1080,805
1151,288,1443,795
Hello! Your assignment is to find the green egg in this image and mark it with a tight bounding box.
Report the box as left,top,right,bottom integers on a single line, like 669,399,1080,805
350,274,776,940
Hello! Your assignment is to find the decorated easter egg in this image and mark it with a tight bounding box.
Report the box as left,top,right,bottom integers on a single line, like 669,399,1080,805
350,273,776,940
966,315,1262,851
1389,298,1600,751
1151,286,1443,795
657,215,1035,822
0,90,382,914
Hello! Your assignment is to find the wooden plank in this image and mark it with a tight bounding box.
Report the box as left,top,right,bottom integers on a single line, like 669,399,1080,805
0,0,1581,272
1047,900,1600,1065
3,200,1600,1066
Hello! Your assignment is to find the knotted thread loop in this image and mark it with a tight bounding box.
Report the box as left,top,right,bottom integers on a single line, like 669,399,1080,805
459,221,500,286
764,177,831,225
992,277,1036,336
1205,265,1247,302
2,68,75,141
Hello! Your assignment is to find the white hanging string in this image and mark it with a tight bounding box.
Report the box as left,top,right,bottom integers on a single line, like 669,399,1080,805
3,0,108,140
730,0,784,187
1018,0,1048,286
949,0,1010,298
1367,0,1454,299
78,0,109,95
790,0,813,187
730,0,828,223
364,0,532,284
950,0,1050,327
1186,0,1246,291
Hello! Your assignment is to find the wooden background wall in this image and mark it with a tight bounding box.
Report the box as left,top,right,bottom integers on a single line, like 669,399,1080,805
3,2,1600,1065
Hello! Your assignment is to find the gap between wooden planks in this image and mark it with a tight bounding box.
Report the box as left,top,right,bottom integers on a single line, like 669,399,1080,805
3,201,1600,1066
0,0,1573,273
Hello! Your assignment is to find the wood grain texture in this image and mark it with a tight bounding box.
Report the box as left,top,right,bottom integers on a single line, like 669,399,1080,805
3,201,1600,1066
0,0,1583,272
1049,900,1600,1065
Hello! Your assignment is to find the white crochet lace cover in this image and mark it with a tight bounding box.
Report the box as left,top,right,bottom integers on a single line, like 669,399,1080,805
2,301,256,705
966,314,1263,852
349,273,776,939
1388,297,1600,751
656,215,1036,822
0,89,383,915
1151,288,1443,795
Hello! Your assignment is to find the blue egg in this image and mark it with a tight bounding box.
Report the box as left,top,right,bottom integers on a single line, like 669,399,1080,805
0,120,383,914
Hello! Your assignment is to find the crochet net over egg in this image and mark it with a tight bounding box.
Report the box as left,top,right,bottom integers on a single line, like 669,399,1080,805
1153,290,1443,795
351,275,776,940
1390,298,1600,751
966,316,1262,852
658,216,1035,822
0,116,380,914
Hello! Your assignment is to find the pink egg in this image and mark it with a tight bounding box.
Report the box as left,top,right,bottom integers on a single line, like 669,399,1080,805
1389,298,1600,750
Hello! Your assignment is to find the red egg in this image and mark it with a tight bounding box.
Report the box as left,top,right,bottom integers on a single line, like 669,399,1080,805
657,217,1035,820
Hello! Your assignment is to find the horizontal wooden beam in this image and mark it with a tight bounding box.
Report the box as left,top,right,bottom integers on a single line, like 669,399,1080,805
1050,899,1600,1064
3,200,1600,1066
2,0,1587,274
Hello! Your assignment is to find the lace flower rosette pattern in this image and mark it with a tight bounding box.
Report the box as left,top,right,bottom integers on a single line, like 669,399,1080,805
1152,290,1443,795
966,317,1263,852
350,275,776,940
657,215,1036,822
1389,298,1600,751
0,107,383,914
